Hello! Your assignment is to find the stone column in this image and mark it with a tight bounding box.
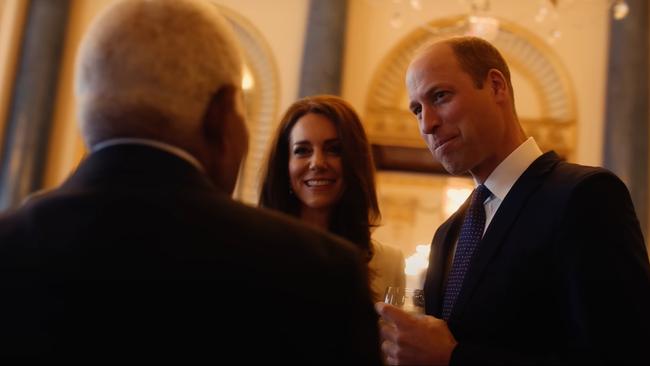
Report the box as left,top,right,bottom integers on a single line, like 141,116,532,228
298,0,348,97
603,0,648,238
0,0,70,211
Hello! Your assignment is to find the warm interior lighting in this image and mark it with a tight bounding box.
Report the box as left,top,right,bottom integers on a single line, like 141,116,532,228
405,244,430,276
404,244,430,288
444,186,472,216
466,15,500,41
241,65,254,90
612,0,629,20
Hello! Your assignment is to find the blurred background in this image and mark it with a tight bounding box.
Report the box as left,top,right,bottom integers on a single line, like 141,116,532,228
0,0,647,284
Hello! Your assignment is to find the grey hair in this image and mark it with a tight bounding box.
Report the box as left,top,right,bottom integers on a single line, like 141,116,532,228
74,0,243,146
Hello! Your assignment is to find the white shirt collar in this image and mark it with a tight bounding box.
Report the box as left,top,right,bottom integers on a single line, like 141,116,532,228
91,138,205,173
480,137,543,201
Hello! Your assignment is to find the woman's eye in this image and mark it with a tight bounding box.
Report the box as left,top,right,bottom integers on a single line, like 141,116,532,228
292,146,310,156
326,144,342,155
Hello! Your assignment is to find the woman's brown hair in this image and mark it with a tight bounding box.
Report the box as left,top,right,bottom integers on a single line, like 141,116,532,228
259,95,380,259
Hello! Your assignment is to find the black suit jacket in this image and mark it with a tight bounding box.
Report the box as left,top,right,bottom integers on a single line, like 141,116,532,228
0,144,381,364
424,152,650,365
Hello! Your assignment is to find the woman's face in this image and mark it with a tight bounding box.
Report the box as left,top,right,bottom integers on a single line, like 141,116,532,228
288,113,345,214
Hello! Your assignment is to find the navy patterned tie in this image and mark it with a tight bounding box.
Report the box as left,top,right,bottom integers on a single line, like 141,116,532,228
442,184,491,320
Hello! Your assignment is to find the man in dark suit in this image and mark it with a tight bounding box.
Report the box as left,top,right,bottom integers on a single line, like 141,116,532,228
0,0,381,363
376,36,650,365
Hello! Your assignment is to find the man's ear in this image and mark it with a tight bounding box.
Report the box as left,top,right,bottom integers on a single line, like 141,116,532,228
200,84,248,194
487,68,508,102
202,84,239,151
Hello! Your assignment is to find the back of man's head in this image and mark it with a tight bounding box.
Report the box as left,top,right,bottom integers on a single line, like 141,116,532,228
74,0,243,149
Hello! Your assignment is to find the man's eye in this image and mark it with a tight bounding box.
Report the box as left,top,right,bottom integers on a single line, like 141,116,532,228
411,106,422,116
433,91,450,103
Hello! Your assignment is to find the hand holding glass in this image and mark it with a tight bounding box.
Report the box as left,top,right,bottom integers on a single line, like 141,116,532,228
383,286,425,316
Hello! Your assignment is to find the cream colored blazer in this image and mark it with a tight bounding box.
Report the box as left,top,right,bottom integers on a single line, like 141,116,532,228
369,241,406,302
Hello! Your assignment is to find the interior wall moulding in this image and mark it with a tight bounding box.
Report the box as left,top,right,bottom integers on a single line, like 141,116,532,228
212,3,281,205
365,15,578,173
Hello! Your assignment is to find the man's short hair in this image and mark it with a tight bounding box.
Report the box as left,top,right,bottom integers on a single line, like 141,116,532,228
74,0,243,145
443,36,515,104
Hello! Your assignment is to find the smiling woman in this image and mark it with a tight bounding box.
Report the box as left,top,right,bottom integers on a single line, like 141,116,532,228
260,94,405,300
260,95,379,248
288,112,345,227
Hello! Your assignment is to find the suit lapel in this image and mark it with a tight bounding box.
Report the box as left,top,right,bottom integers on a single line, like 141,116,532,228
424,202,466,317
448,151,561,321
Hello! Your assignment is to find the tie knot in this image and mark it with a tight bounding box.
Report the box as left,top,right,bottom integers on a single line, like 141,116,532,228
473,184,491,205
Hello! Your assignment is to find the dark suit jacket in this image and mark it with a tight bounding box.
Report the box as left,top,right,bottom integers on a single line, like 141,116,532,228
0,144,381,364
424,151,650,365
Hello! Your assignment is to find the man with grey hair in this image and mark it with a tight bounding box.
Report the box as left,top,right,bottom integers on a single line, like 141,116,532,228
0,0,381,363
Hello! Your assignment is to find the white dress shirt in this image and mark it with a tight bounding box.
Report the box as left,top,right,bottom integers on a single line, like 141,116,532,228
480,137,543,233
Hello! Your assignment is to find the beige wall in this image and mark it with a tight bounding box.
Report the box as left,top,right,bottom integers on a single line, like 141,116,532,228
216,0,308,115
43,0,309,189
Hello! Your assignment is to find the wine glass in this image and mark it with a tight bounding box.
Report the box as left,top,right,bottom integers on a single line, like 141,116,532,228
383,286,425,316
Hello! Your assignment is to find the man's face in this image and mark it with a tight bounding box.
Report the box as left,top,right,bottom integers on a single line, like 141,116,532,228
406,43,505,180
